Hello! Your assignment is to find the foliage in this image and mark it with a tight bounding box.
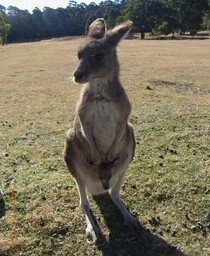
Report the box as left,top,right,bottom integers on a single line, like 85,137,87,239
1,1,126,42
0,13,11,45
124,0,174,32
158,21,171,35
125,0,209,32
0,0,209,42
165,0,209,30
202,10,210,29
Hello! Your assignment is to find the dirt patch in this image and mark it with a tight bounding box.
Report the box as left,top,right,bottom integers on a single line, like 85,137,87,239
150,80,210,95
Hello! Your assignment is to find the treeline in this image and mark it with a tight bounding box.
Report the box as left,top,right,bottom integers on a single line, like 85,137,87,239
0,0,210,43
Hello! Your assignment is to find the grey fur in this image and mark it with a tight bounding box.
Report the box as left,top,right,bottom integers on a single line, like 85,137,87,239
63,18,136,242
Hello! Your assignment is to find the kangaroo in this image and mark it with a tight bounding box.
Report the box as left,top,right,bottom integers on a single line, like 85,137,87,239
63,18,136,242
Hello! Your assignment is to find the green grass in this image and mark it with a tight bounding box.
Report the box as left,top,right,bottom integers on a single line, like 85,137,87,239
0,39,210,256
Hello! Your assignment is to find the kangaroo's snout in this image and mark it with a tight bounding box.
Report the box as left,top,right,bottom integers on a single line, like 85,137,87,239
73,69,85,83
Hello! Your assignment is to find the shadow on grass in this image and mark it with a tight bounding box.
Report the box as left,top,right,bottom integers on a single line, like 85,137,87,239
0,199,6,218
93,194,185,256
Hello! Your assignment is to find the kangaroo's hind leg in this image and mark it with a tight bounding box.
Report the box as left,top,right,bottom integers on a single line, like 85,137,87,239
109,173,138,228
75,178,103,242
109,124,138,228
64,133,102,243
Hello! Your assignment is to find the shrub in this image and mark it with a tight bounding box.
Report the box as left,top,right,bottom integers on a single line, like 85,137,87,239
202,11,210,30
158,21,171,35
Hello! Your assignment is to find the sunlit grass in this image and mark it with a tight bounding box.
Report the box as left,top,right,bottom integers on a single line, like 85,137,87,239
0,38,210,256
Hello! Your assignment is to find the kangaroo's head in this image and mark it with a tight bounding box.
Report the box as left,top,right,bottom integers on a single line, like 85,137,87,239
73,18,133,84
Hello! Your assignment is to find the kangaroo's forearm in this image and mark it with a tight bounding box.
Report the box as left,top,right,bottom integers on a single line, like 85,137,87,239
106,122,126,161
80,121,100,163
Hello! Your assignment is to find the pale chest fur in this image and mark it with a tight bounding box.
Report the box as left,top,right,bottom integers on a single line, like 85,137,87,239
77,80,129,156
91,100,118,152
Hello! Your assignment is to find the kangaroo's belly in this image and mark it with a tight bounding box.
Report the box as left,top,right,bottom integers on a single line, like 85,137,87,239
92,102,117,153
85,171,119,195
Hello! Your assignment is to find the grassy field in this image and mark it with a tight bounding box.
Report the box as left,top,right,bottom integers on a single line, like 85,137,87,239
0,38,210,256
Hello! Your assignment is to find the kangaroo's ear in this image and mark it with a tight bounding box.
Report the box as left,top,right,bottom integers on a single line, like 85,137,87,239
106,21,133,45
88,18,106,39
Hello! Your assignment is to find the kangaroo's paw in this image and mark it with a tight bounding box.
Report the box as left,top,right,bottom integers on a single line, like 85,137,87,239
85,225,102,243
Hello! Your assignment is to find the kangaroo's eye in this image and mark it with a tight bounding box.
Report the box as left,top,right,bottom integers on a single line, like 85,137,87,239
94,53,104,61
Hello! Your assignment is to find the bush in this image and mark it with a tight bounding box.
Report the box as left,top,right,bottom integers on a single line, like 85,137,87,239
202,11,210,30
158,21,171,35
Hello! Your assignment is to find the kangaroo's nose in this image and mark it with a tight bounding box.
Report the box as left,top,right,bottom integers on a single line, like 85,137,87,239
74,69,84,83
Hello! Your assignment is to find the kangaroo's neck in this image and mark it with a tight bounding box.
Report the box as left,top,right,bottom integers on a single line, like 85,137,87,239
85,74,123,102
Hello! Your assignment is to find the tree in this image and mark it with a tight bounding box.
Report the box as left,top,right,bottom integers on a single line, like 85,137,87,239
54,8,72,36
6,6,36,42
2,0,208,43
42,7,57,37
0,4,6,15
202,10,210,30
67,2,88,35
124,0,172,33
32,7,48,38
0,13,11,45
158,21,171,34
124,0,209,33
165,0,209,30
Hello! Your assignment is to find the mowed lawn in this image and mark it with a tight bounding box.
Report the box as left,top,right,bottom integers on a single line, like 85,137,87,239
0,38,210,256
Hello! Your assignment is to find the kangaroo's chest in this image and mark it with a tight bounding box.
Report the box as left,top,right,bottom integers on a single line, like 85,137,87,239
93,100,117,130
91,100,117,150
79,96,119,152
78,82,127,154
